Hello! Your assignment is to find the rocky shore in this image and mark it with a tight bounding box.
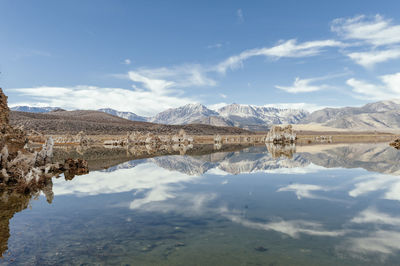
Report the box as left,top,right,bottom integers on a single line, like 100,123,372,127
0,88,89,193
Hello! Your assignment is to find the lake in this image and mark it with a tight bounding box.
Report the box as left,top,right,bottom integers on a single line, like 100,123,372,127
1,143,400,265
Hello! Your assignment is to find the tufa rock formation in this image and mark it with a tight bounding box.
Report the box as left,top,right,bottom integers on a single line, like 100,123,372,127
0,88,89,190
265,125,296,144
0,88,9,125
0,88,27,150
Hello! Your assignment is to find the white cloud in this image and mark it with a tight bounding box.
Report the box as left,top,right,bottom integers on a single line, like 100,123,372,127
276,77,326,93
216,39,342,74
53,161,201,195
332,14,400,46
123,59,131,65
11,85,194,116
351,208,400,226
237,9,244,23
347,48,400,68
263,103,335,112
332,14,400,67
261,164,333,175
344,209,400,256
277,183,328,200
12,63,220,117
348,173,400,202
276,72,350,94
128,64,217,90
207,43,223,49
224,213,346,238
209,102,333,112
205,167,230,176
128,71,175,94
207,102,227,111
346,72,400,100
345,230,400,255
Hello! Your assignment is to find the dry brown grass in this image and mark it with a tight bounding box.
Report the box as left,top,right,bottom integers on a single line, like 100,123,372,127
10,110,252,135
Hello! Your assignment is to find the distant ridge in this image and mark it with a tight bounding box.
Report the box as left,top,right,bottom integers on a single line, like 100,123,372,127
10,110,251,135
10,106,60,113
12,99,400,131
98,108,148,122
301,99,400,130
150,103,219,125
12,103,308,130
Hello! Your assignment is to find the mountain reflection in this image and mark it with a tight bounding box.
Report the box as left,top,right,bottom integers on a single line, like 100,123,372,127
3,142,400,262
55,143,400,177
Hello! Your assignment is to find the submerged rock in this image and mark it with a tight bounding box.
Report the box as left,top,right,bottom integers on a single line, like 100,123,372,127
254,246,268,252
390,139,400,149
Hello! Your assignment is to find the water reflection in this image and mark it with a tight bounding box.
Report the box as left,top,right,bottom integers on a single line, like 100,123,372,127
3,142,400,264
0,174,73,258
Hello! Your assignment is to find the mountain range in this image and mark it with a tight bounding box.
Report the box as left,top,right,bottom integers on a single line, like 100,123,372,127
10,106,63,113
11,103,308,131
302,100,400,130
11,99,400,131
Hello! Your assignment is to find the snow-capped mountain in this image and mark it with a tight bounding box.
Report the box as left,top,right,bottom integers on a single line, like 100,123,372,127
150,103,219,124
10,103,309,130
217,104,309,129
10,106,62,113
12,99,400,131
301,99,400,130
98,108,148,122
148,103,309,130
136,103,309,129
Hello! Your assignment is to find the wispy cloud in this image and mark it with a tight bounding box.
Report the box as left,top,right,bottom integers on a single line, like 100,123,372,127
11,85,194,116
276,77,326,93
332,14,400,46
263,103,336,112
275,72,348,94
351,207,400,226
224,213,347,238
346,72,400,101
207,43,223,49
332,14,400,67
128,64,217,90
344,230,400,255
277,184,328,200
237,9,244,23
216,39,343,74
207,102,227,111
346,48,400,68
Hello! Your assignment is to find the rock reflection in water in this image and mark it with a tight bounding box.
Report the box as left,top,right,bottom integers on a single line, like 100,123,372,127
52,142,400,179
3,141,400,264
266,143,296,159
0,172,83,258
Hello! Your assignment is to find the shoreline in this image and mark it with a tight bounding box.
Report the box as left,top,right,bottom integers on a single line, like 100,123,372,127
30,130,399,146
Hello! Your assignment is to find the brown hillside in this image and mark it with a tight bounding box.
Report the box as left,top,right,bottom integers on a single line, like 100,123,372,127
10,110,252,135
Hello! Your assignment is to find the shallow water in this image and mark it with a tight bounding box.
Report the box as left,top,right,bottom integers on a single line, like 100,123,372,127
2,143,400,265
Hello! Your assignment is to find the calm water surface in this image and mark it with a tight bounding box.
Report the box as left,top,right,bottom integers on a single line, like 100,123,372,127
2,143,400,265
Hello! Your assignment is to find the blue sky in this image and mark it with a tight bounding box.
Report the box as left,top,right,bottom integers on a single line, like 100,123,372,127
2,0,400,116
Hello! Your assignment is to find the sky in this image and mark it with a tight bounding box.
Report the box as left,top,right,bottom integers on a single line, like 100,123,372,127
2,0,400,116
